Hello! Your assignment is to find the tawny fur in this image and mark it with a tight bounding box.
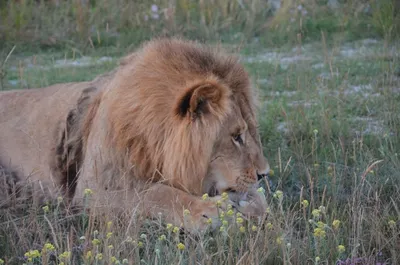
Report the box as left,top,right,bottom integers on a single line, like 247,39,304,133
0,38,269,231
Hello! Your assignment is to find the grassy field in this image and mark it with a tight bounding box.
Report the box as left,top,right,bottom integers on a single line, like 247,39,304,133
1,0,400,264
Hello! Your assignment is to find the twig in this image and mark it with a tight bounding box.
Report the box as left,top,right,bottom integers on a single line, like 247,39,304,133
361,160,384,182
0,45,16,90
1,45,16,68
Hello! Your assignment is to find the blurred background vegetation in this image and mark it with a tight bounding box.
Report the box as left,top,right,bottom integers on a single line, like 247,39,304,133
0,0,399,55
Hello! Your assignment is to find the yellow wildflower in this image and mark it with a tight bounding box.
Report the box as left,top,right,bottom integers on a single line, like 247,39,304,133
315,256,320,262
312,209,321,218
177,243,185,250
220,212,225,219
266,222,273,229
332,219,341,230
95,253,103,260
106,232,113,239
206,218,213,225
172,226,180,234
107,221,113,229
137,241,143,248
108,245,114,250
42,205,49,213
239,226,246,233
59,251,70,260
159,234,166,241
337,245,345,253
0,259,4,265
92,238,101,246
57,196,63,204
236,217,244,224
251,225,258,232
273,190,283,200
257,187,265,193
216,200,222,207
276,236,282,245
166,223,173,230
84,188,93,196
221,192,229,201
269,169,275,176
226,209,234,217
86,251,92,260
317,221,325,229
183,209,190,216
219,226,225,232
202,193,209,200
31,250,40,258
301,200,309,208
313,227,326,238
110,256,118,264
222,220,228,227
388,220,396,227
24,250,40,259
43,243,55,252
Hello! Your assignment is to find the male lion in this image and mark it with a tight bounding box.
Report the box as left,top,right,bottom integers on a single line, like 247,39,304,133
0,38,269,232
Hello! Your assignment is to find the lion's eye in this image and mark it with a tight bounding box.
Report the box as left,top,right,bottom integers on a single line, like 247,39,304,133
233,133,243,145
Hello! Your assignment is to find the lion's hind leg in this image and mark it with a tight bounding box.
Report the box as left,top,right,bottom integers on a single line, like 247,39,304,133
0,165,51,211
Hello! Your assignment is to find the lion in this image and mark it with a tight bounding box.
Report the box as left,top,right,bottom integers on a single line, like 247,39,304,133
0,38,270,232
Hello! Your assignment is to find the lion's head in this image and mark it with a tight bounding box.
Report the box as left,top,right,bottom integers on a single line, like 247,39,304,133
104,38,269,215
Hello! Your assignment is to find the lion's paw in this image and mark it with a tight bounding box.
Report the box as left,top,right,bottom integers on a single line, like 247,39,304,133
184,196,235,233
234,189,268,217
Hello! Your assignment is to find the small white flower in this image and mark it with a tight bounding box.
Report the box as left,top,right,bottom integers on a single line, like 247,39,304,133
151,4,158,13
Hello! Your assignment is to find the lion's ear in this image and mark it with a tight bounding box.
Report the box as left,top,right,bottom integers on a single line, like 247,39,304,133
176,81,230,120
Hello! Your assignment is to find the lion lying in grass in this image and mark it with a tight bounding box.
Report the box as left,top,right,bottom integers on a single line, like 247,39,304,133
0,38,270,232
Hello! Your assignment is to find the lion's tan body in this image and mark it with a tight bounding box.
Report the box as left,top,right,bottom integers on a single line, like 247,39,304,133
0,39,269,231
0,83,91,196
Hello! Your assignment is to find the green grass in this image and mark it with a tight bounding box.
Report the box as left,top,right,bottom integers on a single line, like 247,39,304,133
1,1,400,265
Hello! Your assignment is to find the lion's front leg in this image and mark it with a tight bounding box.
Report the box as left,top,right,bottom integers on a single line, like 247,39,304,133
74,177,225,232
140,183,228,232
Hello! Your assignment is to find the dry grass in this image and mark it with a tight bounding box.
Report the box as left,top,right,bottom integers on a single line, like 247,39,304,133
1,1,400,264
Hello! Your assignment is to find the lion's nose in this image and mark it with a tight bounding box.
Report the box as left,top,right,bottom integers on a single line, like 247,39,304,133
257,172,268,181
256,166,270,181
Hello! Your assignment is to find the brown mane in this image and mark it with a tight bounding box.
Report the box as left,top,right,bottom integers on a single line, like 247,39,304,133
100,39,251,194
